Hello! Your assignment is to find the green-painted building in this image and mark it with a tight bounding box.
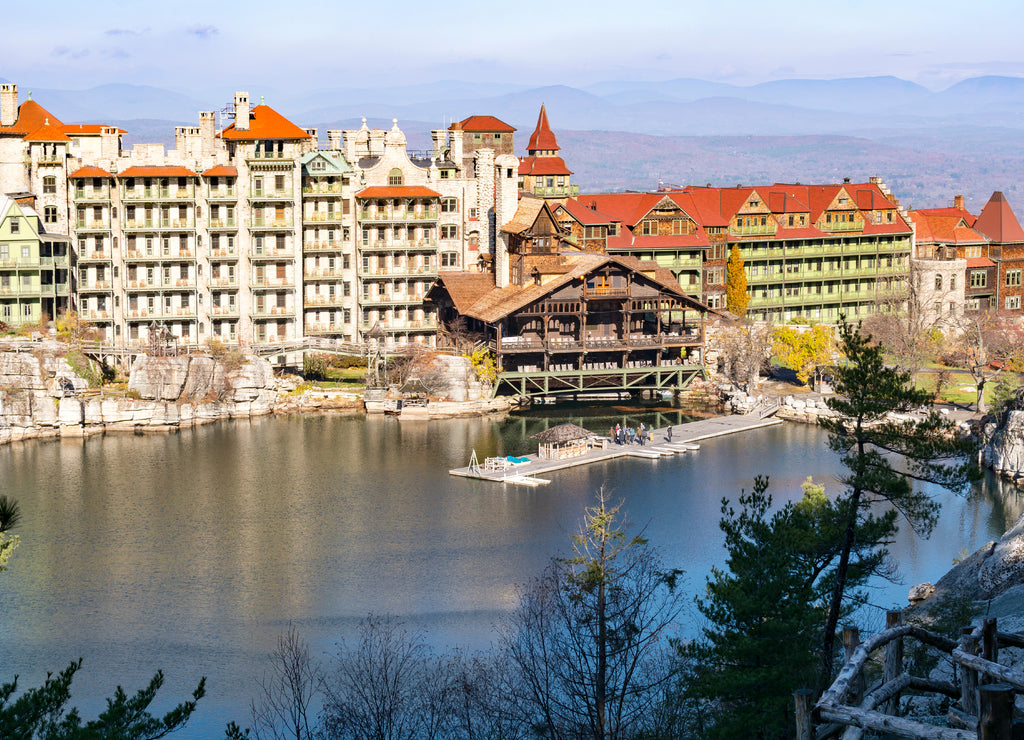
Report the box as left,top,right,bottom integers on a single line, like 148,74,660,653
0,195,72,328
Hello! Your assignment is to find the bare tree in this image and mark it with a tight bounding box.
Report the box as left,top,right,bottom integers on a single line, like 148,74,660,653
945,311,1022,412
714,319,772,392
320,614,453,740
862,275,941,385
249,624,321,740
501,491,685,740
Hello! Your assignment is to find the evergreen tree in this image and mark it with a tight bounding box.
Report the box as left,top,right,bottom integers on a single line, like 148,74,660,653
725,244,748,317
818,321,979,678
684,476,894,739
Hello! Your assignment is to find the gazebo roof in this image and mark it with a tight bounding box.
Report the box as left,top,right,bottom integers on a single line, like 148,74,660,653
530,423,594,443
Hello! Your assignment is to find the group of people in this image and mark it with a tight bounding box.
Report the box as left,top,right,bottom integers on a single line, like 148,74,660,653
611,422,652,446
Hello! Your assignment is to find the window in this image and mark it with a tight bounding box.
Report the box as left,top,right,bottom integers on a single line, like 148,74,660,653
21,245,29,259
44,206,57,224
43,176,56,194
388,168,403,186
788,214,794,227
1007,269,1022,287
950,276,957,290
440,225,458,240
275,174,285,192
935,274,943,290
1007,296,1021,310
441,252,459,267
440,198,458,213
970,270,987,288
641,220,658,236
469,207,478,219
10,220,19,234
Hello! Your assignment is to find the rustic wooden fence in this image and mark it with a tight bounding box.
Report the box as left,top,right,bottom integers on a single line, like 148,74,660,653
796,611,1024,739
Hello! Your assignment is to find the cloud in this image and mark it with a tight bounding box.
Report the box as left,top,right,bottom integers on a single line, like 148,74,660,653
105,28,140,36
103,48,132,60
52,46,90,60
188,24,219,40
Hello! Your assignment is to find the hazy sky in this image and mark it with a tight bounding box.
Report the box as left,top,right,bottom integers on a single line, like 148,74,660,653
4,0,1024,94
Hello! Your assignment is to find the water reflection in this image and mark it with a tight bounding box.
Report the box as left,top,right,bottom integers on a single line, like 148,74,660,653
0,409,1016,737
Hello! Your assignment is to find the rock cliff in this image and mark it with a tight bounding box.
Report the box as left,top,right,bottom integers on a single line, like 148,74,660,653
0,347,279,444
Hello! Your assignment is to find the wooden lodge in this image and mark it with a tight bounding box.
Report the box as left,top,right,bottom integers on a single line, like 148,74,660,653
531,423,597,460
427,198,711,399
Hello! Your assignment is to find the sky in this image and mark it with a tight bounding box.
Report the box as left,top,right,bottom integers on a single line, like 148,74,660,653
3,0,1024,95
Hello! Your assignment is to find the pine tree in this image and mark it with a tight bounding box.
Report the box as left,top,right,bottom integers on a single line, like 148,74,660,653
725,244,748,317
818,321,979,678
684,476,894,739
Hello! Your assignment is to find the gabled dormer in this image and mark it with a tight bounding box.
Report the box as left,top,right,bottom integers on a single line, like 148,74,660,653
634,195,698,237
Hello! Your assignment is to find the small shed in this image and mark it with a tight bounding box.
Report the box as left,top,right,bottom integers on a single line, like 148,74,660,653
531,423,595,460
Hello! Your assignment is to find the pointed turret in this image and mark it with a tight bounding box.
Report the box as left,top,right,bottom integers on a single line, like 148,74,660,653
975,191,1024,243
527,104,559,154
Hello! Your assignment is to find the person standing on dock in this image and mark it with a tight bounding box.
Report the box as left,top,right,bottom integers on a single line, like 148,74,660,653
667,425,674,442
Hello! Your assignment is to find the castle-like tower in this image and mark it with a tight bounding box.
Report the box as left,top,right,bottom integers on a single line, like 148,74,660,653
517,105,577,199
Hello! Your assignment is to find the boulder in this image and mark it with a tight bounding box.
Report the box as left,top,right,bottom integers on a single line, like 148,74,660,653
908,582,936,604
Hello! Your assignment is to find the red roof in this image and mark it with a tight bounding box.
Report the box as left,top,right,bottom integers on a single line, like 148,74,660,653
203,165,238,177
558,198,616,226
518,155,572,176
966,257,995,268
909,211,986,244
219,104,312,141
62,123,127,135
23,119,70,142
118,165,198,178
0,99,64,136
456,115,516,133
69,166,114,179
974,191,1024,244
526,105,559,152
356,186,440,199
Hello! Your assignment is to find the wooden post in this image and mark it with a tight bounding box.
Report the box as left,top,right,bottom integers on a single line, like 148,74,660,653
981,617,998,685
883,610,904,716
843,625,864,705
978,683,1014,740
793,689,815,740
960,628,979,716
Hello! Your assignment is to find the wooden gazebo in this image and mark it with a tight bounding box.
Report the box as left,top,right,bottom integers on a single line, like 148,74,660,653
531,423,595,460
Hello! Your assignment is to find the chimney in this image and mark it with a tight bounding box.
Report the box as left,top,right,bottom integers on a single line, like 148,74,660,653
327,129,342,150
843,176,851,184
234,92,250,131
954,194,965,210
449,128,464,169
199,111,216,155
0,83,17,127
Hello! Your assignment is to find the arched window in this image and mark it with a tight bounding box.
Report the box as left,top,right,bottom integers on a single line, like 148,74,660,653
388,168,403,186
950,275,957,290
935,274,942,290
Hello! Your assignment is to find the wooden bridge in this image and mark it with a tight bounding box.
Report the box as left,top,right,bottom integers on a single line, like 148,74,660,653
495,363,704,400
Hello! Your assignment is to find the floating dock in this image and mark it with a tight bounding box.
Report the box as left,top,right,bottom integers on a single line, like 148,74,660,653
450,412,783,485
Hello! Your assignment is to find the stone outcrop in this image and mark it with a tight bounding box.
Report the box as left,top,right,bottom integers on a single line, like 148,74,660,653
983,408,1024,481
0,348,280,444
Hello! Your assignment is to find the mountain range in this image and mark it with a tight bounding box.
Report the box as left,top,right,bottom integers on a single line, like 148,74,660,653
3,74,1023,209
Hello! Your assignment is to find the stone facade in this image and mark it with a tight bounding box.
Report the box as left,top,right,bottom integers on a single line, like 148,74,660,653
0,84,519,353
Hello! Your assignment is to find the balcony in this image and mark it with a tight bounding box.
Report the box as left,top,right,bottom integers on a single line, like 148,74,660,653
361,294,425,306
249,189,293,202
206,188,237,200
305,294,346,307
304,268,346,280
78,281,112,293
126,308,198,320
74,220,110,231
582,286,630,300
528,184,579,198
207,218,237,230
209,305,239,317
250,218,293,230
304,212,345,223
247,150,292,160
360,239,438,251
251,278,294,289
492,332,702,353
73,190,111,201
305,323,347,335
730,222,778,237
122,219,195,231
209,248,238,259
78,310,112,321
303,240,345,253
122,188,194,202
303,183,343,195
125,281,189,292
252,305,295,319
124,250,195,262
358,319,438,332
77,251,112,263
358,209,439,222
823,220,863,232
358,266,437,279
250,250,294,261
210,277,238,288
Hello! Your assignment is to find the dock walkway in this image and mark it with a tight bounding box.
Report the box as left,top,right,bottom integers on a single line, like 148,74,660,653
450,411,783,485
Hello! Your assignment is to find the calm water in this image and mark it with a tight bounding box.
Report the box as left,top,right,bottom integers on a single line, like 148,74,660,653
0,408,1020,736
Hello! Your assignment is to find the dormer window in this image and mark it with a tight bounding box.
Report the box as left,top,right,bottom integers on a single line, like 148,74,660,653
388,168,403,186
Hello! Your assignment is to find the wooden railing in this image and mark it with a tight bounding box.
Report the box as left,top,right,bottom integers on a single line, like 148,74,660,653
799,612,1024,739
